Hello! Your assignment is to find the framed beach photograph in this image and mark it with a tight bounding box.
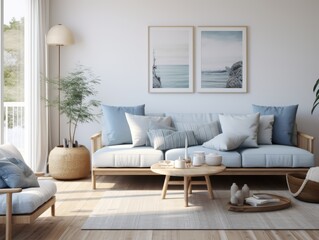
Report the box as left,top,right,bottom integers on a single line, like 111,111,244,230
148,26,193,93
196,26,247,93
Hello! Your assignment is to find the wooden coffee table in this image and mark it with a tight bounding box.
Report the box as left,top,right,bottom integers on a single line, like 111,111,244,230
151,162,226,207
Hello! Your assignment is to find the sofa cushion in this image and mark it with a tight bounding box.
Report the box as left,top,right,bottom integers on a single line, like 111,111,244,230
101,104,145,146
252,104,298,146
239,145,315,168
125,113,172,147
147,129,198,150
258,115,274,145
92,145,164,167
0,180,57,215
165,146,242,167
174,121,220,144
219,113,260,148
203,133,248,151
0,157,39,188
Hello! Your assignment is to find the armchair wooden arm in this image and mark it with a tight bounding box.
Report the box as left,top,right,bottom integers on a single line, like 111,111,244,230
91,131,103,153
297,131,315,153
0,188,22,240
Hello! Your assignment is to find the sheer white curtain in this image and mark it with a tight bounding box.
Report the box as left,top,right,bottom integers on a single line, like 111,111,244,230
24,0,49,172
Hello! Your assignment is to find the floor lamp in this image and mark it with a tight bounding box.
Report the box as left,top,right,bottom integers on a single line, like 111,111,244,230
46,24,74,145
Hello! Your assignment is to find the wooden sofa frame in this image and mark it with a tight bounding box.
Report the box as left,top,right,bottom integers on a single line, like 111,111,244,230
90,131,314,190
0,174,56,240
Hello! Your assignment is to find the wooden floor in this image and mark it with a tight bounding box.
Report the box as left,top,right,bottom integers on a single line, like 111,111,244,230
1,175,319,240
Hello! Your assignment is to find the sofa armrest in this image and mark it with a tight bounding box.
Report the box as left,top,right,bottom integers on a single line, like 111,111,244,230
91,131,103,153
0,188,22,194
297,131,314,153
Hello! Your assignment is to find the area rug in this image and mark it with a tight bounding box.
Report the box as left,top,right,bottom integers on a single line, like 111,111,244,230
82,190,319,230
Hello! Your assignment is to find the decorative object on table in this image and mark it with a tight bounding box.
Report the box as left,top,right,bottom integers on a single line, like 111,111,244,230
230,195,238,205
148,26,194,93
235,190,244,206
192,151,205,166
286,167,319,203
174,158,186,169
46,24,75,145
184,137,191,163
245,194,280,207
228,193,291,212
230,182,239,202
242,184,250,198
205,153,222,166
47,65,101,180
196,26,247,93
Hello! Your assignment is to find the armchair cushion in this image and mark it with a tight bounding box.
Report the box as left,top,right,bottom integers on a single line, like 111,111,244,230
0,180,57,215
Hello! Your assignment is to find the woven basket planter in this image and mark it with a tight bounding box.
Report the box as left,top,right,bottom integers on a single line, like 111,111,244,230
49,145,90,180
286,173,319,203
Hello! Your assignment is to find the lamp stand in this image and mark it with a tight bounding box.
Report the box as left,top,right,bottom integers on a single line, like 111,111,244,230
57,45,61,145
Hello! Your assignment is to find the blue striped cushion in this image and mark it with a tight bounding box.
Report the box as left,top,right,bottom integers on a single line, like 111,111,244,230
174,121,220,144
147,129,198,150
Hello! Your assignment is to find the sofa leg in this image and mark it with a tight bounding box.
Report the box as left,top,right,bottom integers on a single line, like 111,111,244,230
92,172,96,190
51,204,55,216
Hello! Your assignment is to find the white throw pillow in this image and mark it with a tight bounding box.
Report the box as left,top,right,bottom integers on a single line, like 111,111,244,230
258,115,274,145
219,113,260,148
306,167,319,183
125,113,172,147
202,133,248,151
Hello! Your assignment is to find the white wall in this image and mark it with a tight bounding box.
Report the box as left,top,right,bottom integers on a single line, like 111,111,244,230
49,0,319,161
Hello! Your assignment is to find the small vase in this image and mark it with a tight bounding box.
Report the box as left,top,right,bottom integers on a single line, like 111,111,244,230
242,184,250,199
230,183,239,201
230,196,238,205
235,190,244,206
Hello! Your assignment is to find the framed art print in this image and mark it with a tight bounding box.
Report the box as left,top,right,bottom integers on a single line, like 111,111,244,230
148,26,193,93
196,26,247,93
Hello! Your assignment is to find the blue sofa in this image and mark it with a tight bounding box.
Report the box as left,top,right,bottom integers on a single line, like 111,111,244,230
91,112,315,189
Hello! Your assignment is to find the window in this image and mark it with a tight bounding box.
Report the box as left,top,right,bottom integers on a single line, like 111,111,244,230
2,0,26,156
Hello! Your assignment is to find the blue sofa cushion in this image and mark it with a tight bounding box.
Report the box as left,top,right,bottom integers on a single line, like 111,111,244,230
101,104,145,145
252,104,298,146
239,145,314,168
0,157,39,188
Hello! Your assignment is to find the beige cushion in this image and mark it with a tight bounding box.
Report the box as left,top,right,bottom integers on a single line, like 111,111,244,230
125,113,172,147
219,113,260,148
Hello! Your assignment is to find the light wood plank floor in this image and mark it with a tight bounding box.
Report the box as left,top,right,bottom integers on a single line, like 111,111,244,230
1,175,319,240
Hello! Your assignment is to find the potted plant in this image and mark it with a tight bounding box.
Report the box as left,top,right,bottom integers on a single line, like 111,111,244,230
48,65,101,180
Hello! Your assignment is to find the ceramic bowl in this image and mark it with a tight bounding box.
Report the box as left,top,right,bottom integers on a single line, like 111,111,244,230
205,155,222,166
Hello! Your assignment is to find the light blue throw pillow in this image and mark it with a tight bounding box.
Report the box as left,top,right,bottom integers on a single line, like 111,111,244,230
147,129,198,150
252,104,298,146
203,133,248,151
101,104,145,145
0,157,39,188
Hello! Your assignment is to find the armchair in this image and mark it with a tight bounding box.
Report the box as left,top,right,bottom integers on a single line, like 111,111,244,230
0,144,57,240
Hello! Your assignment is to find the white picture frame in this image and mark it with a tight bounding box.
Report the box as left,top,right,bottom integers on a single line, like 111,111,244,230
196,26,247,93
148,26,194,93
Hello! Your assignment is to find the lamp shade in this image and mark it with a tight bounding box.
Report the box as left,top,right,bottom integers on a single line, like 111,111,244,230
47,24,74,46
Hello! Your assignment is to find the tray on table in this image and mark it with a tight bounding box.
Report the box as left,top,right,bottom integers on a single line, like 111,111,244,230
227,193,291,212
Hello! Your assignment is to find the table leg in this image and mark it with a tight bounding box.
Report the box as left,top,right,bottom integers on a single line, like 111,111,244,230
161,175,170,199
205,175,214,199
184,176,189,207
188,177,192,194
